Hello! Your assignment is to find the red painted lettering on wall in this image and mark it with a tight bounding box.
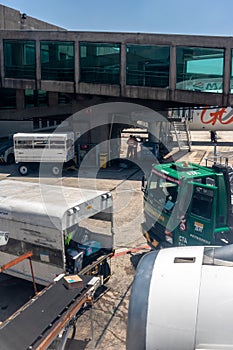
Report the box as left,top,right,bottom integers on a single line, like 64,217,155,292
201,108,233,125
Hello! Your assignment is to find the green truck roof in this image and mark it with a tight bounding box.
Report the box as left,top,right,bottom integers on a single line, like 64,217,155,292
153,162,217,180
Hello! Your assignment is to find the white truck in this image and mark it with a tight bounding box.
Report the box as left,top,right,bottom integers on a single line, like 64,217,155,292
0,179,114,286
13,132,75,176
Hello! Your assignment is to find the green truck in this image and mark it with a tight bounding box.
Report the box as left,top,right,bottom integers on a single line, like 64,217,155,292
142,160,233,248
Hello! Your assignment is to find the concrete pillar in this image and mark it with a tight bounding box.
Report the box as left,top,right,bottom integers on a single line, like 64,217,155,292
48,91,58,106
148,121,160,142
120,43,126,95
169,46,176,92
0,38,4,84
16,89,24,110
160,121,171,145
74,41,80,93
223,47,231,106
35,40,41,90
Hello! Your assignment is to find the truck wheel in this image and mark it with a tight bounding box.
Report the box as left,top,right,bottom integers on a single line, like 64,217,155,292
18,164,29,176
51,165,61,176
7,153,15,165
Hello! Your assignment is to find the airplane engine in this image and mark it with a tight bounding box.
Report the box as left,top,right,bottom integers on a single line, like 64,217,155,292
127,245,233,350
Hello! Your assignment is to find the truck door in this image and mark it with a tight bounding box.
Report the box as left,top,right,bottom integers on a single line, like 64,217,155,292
174,182,217,246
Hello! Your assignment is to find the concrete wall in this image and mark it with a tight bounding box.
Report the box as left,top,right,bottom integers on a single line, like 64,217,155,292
0,5,65,30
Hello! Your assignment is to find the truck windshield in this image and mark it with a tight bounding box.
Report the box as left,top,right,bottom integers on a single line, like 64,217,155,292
147,171,178,212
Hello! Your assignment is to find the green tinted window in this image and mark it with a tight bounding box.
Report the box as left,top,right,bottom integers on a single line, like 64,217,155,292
79,42,120,84
126,45,170,87
41,41,74,81
58,92,72,104
25,90,48,108
4,40,36,79
191,190,213,219
176,47,224,93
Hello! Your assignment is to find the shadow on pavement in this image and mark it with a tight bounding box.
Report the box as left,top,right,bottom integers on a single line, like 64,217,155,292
192,141,233,146
0,159,146,182
65,338,89,349
130,251,151,270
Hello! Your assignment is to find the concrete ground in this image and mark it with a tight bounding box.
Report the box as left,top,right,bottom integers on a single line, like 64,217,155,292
0,130,233,349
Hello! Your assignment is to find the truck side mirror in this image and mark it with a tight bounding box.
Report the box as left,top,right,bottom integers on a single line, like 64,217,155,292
141,175,147,192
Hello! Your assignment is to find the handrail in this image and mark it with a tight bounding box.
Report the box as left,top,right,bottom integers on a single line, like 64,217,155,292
0,251,37,295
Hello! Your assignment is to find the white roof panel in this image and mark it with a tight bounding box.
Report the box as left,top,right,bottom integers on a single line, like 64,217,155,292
13,132,73,138
0,180,111,229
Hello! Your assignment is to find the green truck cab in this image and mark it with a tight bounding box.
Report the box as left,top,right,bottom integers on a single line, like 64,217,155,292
142,161,233,248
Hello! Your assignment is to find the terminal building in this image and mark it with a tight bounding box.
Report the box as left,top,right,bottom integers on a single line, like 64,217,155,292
0,5,233,164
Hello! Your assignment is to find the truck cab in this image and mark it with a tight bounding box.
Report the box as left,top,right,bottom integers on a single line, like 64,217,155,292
142,161,233,248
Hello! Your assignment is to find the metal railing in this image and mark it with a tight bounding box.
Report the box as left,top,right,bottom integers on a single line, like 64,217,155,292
205,153,233,167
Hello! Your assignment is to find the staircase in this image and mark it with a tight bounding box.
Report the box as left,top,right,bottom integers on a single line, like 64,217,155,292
172,119,191,152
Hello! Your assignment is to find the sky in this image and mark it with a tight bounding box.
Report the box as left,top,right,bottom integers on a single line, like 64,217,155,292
0,0,233,36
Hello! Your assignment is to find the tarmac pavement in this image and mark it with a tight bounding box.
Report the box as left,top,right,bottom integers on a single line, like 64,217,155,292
1,131,233,349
